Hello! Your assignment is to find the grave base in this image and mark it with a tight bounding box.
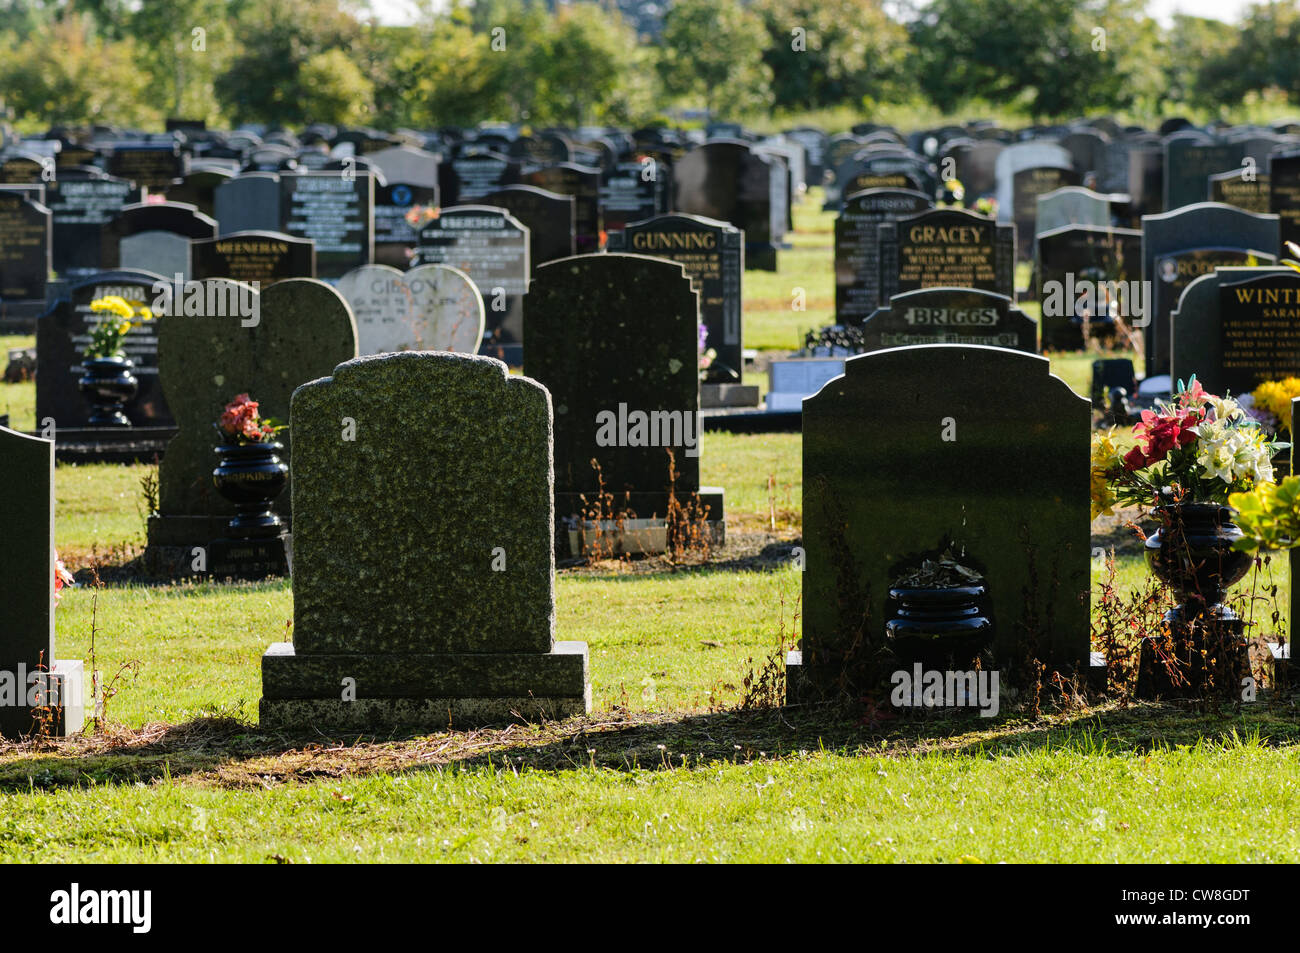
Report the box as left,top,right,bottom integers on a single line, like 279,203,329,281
555,487,725,557
701,383,760,409
0,660,84,739
259,640,591,729
208,534,291,580
147,514,293,575
38,427,175,464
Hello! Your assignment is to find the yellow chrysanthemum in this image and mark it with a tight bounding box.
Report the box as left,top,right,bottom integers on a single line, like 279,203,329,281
1251,377,1300,427
1089,430,1121,519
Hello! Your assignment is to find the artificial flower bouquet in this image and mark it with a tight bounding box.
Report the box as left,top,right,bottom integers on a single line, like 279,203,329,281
215,393,286,445
1091,376,1285,519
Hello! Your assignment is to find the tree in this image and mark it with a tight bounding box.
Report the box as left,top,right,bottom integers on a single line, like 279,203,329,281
300,49,374,125
909,0,1162,119
214,0,368,125
658,0,774,117
0,14,160,128
755,0,909,111
526,5,656,126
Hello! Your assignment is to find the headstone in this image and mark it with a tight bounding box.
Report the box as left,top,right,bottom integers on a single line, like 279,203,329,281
765,358,845,412
1171,266,1300,395
786,345,1090,701
102,201,217,273
861,287,1036,353
414,206,529,362
106,141,185,190
674,140,780,270
440,150,518,205
47,176,139,276
147,278,358,550
373,181,439,268
279,171,374,278
258,352,590,729
834,188,933,321
940,138,1003,204
878,208,1015,301
600,159,664,233
0,426,84,738
1141,202,1280,376
522,163,602,254
1164,136,1244,210
367,144,440,189
0,193,50,300
607,213,744,378
1209,168,1270,213
1037,225,1142,350
0,153,49,183
214,173,282,235
1010,166,1082,260
336,263,484,355
191,230,316,285
121,230,194,282
165,167,233,218
523,253,722,532
785,127,828,184
36,270,173,430
1268,151,1300,248
481,185,575,268
1035,186,1115,236
994,141,1075,255
829,150,934,208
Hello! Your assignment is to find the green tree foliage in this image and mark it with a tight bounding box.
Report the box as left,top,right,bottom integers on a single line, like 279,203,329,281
658,0,774,117
910,0,1164,119
213,0,369,125
0,14,160,128
755,0,909,110
1,0,1300,131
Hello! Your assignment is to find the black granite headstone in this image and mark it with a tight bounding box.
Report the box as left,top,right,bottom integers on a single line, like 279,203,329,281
373,181,439,268
36,269,173,430
191,230,316,285
878,208,1015,301
861,288,1036,353
834,188,934,321
787,344,1090,701
607,213,744,378
523,253,720,528
1037,225,1142,350
480,185,575,269
415,205,530,361
1141,202,1280,376
522,163,602,254
0,193,50,300
279,171,374,278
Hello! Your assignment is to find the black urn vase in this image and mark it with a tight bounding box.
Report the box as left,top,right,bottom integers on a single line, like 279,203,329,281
78,356,138,427
1144,504,1253,622
1138,503,1253,698
885,585,993,669
212,441,288,539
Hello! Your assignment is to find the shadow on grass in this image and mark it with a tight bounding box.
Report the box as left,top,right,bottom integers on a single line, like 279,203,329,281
1,697,1297,793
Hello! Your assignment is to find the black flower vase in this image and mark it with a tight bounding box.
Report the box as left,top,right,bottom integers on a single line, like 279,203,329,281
78,356,138,427
1138,503,1253,698
885,585,993,669
212,441,288,539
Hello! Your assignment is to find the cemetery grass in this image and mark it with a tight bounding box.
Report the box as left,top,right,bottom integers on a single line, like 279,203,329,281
7,435,1298,862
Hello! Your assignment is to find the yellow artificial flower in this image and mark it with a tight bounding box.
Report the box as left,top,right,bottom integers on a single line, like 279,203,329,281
1090,430,1121,520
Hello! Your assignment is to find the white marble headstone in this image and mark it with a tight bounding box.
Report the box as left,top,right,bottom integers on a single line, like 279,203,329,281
337,263,485,356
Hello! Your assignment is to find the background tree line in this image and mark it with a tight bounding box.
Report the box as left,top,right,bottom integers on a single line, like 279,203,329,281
2,0,1299,132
